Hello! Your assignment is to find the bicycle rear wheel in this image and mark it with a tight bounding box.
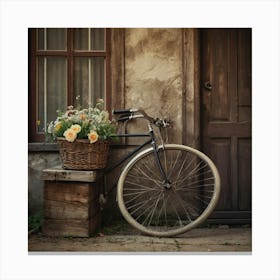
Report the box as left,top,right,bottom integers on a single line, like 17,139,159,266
117,144,220,237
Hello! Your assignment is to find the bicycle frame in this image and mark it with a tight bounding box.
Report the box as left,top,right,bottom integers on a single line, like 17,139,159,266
104,133,152,174
100,123,169,197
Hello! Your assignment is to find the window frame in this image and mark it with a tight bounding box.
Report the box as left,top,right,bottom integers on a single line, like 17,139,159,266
28,28,111,143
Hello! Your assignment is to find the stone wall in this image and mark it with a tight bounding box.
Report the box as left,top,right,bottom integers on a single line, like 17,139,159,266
28,152,61,215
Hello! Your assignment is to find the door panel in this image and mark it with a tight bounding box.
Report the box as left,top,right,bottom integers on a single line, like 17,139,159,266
201,28,252,223
238,138,252,211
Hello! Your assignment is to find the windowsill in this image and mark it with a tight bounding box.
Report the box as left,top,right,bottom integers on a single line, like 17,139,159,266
28,142,59,152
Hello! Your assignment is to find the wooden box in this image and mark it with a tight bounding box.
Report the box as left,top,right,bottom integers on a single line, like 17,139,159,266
42,167,101,237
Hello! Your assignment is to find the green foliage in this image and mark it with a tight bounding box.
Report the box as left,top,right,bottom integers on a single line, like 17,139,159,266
28,212,43,231
96,123,117,140
77,121,91,139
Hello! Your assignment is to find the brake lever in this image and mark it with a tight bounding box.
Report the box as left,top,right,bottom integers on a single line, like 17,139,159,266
154,118,171,128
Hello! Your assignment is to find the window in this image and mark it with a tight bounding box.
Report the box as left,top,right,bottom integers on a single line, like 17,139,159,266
29,28,111,142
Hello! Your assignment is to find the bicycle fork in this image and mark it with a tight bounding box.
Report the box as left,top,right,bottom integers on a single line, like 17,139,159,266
149,124,171,189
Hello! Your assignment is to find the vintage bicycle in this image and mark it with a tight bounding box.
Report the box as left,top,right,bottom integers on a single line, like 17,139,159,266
99,108,220,237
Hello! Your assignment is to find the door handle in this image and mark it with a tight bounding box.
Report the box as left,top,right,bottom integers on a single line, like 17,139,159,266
204,81,212,91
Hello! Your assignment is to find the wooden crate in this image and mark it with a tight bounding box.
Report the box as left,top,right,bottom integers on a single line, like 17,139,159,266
42,167,101,237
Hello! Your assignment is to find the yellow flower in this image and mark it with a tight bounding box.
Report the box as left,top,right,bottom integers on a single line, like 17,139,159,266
79,113,87,120
88,131,99,144
63,129,77,142
54,122,62,132
70,124,81,133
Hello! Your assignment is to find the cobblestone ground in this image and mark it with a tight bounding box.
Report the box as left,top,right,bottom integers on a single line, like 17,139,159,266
29,224,251,253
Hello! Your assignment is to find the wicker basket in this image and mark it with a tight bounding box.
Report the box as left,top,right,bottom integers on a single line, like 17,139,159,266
57,137,110,170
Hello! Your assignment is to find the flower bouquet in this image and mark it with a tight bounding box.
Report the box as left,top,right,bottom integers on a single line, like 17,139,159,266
46,99,117,170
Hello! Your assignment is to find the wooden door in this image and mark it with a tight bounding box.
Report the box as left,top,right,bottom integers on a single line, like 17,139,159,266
201,29,252,223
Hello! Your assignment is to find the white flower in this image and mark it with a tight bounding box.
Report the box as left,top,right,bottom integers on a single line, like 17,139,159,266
47,122,54,134
92,115,102,123
101,111,109,122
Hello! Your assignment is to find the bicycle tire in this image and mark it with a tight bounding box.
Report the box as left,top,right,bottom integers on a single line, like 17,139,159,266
117,144,220,237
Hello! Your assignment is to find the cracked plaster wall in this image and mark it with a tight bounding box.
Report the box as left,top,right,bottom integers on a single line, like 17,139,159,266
124,28,183,144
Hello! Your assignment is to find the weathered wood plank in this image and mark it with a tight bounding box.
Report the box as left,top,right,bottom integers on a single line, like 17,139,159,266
238,29,252,106
183,28,200,148
238,138,252,210
44,181,99,203
44,200,89,219
42,166,98,182
44,199,100,220
110,28,125,111
207,122,251,137
43,214,101,237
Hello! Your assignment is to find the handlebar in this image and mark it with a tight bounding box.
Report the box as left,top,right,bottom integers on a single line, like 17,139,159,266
112,108,138,115
113,108,171,128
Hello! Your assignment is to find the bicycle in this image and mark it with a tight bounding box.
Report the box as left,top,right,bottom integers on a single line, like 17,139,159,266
100,108,221,237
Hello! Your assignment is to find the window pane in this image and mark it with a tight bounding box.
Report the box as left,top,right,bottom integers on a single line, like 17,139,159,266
37,28,67,51
74,28,105,51
37,57,67,133
74,57,105,107
74,28,89,51
91,28,105,50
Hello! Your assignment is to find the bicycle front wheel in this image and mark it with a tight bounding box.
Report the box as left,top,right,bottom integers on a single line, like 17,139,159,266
117,144,220,237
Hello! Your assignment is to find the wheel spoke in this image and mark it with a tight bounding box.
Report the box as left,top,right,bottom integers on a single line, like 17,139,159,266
155,193,167,226
176,177,215,190
161,148,168,177
173,160,205,186
174,152,190,184
166,150,182,180
175,168,213,186
132,164,162,188
124,190,151,204
128,192,160,218
124,181,154,190
143,191,164,227
123,189,155,197
134,198,160,222
192,194,214,205
173,191,193,223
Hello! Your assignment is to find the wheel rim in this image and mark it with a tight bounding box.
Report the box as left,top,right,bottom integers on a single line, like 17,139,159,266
117,145,220,237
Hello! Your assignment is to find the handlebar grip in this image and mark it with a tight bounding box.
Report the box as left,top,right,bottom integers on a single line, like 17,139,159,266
112,108,138,114
117,115,131,122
